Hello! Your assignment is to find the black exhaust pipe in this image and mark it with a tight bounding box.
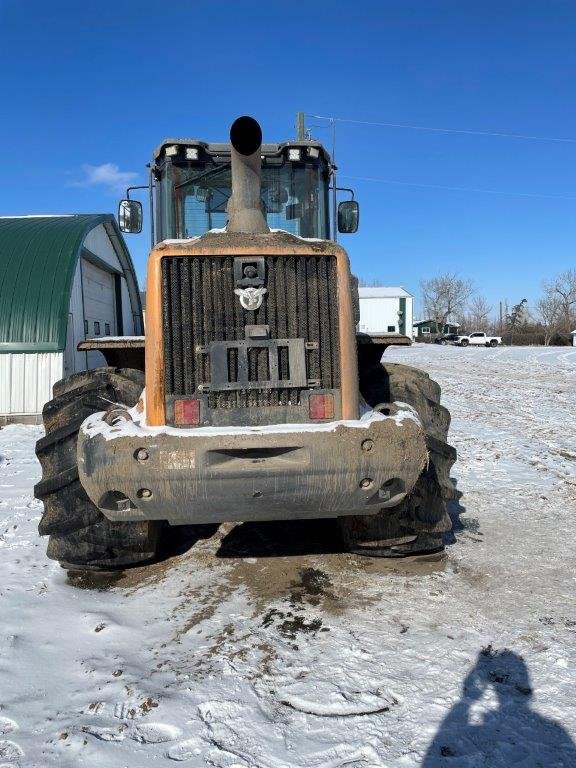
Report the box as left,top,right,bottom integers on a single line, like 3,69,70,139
226,116,269,234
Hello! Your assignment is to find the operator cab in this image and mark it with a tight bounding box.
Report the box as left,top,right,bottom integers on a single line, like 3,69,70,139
119,136,359,241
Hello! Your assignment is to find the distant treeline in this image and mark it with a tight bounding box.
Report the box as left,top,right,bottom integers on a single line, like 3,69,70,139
417,269,575,346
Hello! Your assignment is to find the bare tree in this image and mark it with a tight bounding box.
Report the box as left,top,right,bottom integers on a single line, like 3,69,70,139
543,269,576,330
468,295,493,329
538,269,576,338
537,294,563,346
420,273,475,333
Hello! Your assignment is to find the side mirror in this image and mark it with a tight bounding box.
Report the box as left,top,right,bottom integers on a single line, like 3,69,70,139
337,200,359,233
118,199,142,234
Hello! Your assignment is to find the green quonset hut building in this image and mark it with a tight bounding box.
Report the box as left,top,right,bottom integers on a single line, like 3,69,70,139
0,215,143,424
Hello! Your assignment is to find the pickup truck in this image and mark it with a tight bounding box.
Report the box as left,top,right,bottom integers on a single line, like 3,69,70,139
450,332,502,347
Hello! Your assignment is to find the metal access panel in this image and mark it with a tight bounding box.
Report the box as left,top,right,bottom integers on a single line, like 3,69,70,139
206,338,307,391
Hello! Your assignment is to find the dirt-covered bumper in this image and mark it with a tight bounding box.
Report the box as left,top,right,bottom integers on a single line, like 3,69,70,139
77,405,428,525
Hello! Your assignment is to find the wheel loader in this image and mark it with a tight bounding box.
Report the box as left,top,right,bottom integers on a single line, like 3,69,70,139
34,116,456,570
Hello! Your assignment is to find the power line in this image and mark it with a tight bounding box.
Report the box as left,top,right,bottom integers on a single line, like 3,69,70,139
340,174,576,201
306,114,576,144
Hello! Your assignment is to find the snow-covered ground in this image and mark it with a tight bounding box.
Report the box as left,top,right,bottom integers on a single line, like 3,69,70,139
1,345,575,767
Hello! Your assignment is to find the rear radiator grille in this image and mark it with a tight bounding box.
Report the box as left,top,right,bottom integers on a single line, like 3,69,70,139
161,255,340,410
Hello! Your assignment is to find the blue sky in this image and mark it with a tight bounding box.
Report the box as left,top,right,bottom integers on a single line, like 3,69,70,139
1,0,574,317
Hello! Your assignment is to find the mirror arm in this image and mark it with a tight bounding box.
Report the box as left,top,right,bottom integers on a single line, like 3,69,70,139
329,186,355,201
125,184,152,201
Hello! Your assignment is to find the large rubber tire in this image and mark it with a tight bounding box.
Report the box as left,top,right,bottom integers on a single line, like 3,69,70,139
339,362,457,557
35,368,162,571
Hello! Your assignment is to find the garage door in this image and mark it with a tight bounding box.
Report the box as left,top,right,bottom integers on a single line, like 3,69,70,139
83,259,116,367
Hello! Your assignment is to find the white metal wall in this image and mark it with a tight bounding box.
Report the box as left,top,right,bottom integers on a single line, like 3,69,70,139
359,295,413,334
0,353,63,418
66,258,86,375
83,224,123,270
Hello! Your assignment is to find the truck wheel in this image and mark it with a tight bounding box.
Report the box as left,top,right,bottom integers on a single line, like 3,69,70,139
460,339,469,347
490,339,498,347
35,367,161,571
339,362,457,557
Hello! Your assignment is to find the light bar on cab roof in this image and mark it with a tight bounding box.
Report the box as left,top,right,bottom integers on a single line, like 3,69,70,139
165,145,179,157
288,148,301,161
185,147,199,160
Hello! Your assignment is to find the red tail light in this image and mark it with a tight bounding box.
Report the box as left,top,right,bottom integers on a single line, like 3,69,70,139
174,399,201,426
309,393,335,420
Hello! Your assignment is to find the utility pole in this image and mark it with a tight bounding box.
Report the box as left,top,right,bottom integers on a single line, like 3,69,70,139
296,112,306,140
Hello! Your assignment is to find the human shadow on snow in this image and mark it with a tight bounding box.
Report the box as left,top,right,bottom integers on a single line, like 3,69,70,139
421,647,576,767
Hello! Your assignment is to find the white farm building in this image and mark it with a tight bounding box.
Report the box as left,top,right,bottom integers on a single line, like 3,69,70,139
0,215,143,424
357,286,414,337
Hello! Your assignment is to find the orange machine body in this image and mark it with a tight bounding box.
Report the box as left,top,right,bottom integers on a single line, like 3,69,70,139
144,231,359,426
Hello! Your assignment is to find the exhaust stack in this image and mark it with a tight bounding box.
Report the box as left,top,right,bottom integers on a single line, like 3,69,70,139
226,116,269,234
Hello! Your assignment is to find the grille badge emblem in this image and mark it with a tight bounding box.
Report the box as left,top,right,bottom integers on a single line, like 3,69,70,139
234,287,267,311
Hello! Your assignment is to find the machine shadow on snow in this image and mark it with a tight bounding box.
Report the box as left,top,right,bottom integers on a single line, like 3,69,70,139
216,477,465,561
421,647,576,767
216,518,345,558
65,524,221,589
443,479,471,546
157,522,220,560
